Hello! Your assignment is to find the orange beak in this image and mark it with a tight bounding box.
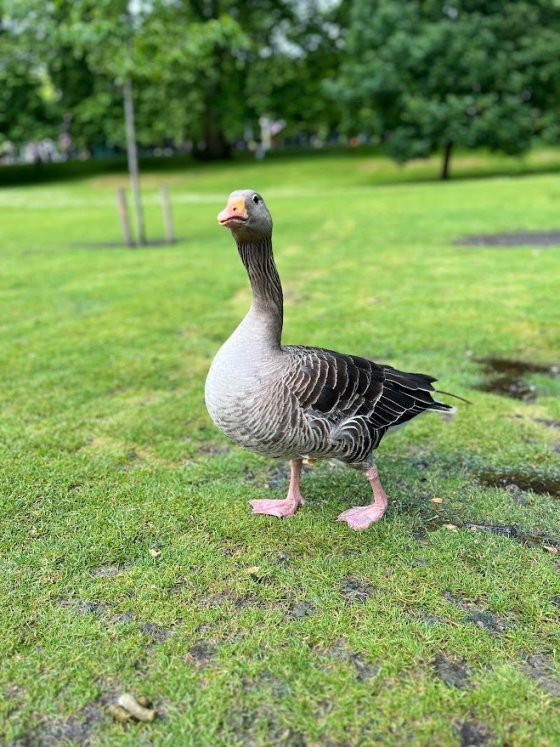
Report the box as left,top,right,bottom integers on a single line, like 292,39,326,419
217,196,248,226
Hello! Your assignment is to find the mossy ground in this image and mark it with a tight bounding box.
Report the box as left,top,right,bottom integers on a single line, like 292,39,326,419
1,149,559,745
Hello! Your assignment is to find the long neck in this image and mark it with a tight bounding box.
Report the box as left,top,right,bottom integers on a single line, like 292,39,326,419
237,236,283,347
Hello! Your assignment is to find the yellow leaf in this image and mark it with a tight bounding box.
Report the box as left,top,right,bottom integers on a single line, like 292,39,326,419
443,523,459,532
543,545,558,555
431,497,443,504
149,548,161,558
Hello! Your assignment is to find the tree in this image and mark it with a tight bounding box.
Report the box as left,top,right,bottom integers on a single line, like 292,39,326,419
331,0,560,179
0,11,51,147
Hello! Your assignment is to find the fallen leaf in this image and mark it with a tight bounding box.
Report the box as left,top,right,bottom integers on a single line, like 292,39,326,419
431,497,443,504
117,693,156,722
107,704,133,723
443,524,459,532
245,566,261,575
149,549,161,558
543,545,558,555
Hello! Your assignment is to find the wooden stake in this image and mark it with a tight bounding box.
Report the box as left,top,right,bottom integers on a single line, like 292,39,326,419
161,185,175,245
116,188,133,247
123,76,146,246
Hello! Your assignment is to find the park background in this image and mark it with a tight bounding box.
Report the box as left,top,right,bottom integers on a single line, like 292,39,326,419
1,1,560,745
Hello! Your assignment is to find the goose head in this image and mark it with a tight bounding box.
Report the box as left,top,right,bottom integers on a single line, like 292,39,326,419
217,190,273,242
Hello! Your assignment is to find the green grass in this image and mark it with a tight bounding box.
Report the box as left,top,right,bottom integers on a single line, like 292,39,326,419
1,149,560,746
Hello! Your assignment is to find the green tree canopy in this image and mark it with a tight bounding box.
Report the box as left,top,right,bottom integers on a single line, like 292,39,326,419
0,9,51,146
6,0,342,159
331,0,560,178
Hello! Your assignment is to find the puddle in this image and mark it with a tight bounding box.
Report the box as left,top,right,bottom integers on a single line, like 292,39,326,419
457,230,560,247
475,357,559,401
477,466,560,498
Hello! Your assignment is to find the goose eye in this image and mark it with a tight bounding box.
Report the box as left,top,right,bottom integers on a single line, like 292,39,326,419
252,195,260,204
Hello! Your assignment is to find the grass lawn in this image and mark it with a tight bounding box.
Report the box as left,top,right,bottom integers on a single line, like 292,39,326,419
1,150,559,746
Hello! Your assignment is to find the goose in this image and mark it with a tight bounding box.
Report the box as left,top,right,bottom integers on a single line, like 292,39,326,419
205,190,455,530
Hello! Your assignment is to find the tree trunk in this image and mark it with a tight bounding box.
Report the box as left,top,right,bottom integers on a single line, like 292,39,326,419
441,141,453,180
123,77,146,246
194,121,232,161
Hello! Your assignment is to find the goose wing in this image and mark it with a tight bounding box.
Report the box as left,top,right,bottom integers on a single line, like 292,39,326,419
285,346,452,460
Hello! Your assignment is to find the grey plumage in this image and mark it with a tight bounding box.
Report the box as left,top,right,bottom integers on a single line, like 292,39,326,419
205,190,453,473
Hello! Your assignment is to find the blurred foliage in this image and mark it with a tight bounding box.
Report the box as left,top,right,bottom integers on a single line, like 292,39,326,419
1,0,560,170
3,0,344,158
0,11,51,143
330,0,560,177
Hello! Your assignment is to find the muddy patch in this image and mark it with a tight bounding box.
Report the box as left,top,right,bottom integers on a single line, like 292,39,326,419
89,564,123,578
287,600,315,621
339,575,374,604
457,229,560,247
197,591,260,609
413,611,444,626
23,701,106,746
20,683,124,747
428,517,560,554
456,720,494,747
535,418,560,429
265,464,291,489
198,443,231,456
186,641,217,668
475,357,559,401
433,654,471,689
477,466,560,498
523,654,560,697
139,622,175,644
443,592,508,634
320,639,380,682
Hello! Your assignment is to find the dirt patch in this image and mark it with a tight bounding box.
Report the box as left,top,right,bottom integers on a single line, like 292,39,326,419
139,622,175,644
89,564,123,578
24,701,106,746
428,517,560,554
265,464,291,489
186,641,216,668
197,591,260,609
456,720,494,746
288,601,315,620
475,357,559,401
257,670,290,697
413,611,444,626
198,443,231,456
433,654,471,689
20,682,124,747
320,639,380,682
535,418,560,429
457,230,560,247
59,599,108,616
523,654,560,697
339,575,374,604
477,466,560,498
443,592,508,634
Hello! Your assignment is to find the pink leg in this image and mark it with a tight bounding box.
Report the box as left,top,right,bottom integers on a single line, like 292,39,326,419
250,459,305,519
337,465,388,531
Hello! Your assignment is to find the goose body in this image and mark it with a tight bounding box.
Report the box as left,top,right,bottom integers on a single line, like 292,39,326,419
205,190,453,529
